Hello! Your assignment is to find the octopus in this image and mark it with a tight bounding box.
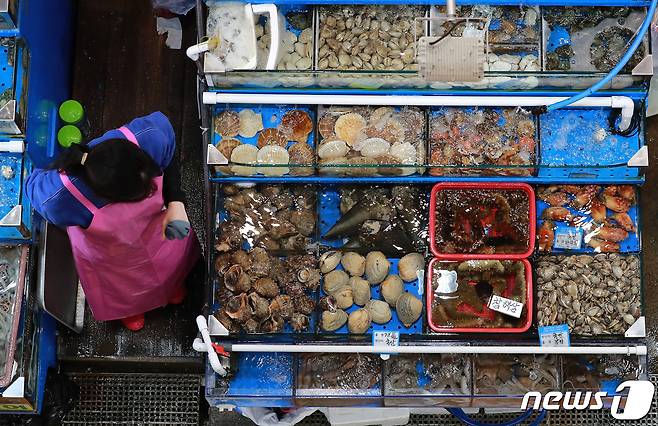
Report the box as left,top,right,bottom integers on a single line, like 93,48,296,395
475,355,559,395
298,353,381,391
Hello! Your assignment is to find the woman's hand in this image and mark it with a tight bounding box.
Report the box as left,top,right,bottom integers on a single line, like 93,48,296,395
162,201,190,240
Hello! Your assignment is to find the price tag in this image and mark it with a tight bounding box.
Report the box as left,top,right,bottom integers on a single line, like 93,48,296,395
373,330,400,350
488,295,523,318
538,324,571,347
554,226,583,250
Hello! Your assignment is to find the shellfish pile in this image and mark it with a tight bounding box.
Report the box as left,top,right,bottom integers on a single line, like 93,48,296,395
429,108,536,176
385,354,471,396
257,11,314,71
474,355,560,395
536,254,641,335
298,353,381,392
317,6,424,71
562,355,640,391
217,185,316,252
317,106,425,176
319,251,424,333
430,260,528,329
537,185,637,253
433,188,531,254
322,186,428,256
214,248,320,333
214,108,314,176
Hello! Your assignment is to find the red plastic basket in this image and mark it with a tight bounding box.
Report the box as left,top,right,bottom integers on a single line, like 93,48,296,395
426,257,533,334
429,182,536,260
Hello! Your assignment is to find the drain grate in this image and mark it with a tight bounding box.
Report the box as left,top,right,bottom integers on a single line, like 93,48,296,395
62,373,201,425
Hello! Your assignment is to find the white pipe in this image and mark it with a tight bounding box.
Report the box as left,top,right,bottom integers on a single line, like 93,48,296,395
196,315,226,376
186,40,211,61
202,92,635,132
0,140,23,153
251,4,280,71
207,343,646,356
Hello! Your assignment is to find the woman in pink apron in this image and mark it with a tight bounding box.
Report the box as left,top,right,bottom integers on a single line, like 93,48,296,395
26,112,200,331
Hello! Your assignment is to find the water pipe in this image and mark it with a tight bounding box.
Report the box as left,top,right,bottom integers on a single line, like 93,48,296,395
202,92,635,132
537,0,658,114
448,408,547,426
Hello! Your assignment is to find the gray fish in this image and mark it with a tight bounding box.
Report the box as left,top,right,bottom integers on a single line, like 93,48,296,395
323,201,393,239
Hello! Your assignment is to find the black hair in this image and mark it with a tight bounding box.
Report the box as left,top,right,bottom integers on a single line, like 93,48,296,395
49,140,161,202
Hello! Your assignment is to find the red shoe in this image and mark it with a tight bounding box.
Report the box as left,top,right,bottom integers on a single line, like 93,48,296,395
169,286,187,305
120,314,145,331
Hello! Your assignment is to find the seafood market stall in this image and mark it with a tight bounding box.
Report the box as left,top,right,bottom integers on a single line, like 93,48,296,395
189,0,654,418
0,0,74,415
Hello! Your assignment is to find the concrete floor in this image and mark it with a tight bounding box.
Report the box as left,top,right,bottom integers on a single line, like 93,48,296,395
642,115,657,372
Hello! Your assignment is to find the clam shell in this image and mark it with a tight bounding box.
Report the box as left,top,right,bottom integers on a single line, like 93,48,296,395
229,144,258,175
335,112,367,146
398,253,425,282
257,128,288,148
367,299,392,324
288,142,315,176
396,293,422,327
365,251,390,284
323,269,350,295
381,274,404,307
341,252,366,276
318,139,349,160
318,113,338,138
215,110,240,137
257,145,289,176
348,308,371,334
359,137,391,157
215,138,242,161
321,309,348,331
334,286,354,310
279,109,313,143
320,251,342,273
350,277,371,306
238,109,264,138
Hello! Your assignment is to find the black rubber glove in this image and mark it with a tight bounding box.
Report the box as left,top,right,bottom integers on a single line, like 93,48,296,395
165,220,190,240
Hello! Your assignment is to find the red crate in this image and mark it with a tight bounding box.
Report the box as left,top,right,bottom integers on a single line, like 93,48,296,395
426,258,533,333
429,182,536,260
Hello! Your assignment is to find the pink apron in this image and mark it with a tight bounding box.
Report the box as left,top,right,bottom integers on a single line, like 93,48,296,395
59,126,200,321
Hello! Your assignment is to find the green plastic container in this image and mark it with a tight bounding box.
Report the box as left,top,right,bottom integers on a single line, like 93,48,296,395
57,125,82,148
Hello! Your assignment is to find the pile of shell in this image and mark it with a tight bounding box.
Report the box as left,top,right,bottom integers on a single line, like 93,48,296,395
216,185,316,252
386,354,471,395
256,11,314,70
214,108,314,176
485,53,540,72
317,5,424,71
536,254,641,335
214,248,320,333
429,107,536,176
317,106,425,176
319,251,424,333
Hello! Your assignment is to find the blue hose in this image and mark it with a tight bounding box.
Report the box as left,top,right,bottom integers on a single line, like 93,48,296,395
540,0,658,113
447,407,547,426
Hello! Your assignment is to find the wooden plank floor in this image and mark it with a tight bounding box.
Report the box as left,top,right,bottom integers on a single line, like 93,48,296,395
58,0,205,367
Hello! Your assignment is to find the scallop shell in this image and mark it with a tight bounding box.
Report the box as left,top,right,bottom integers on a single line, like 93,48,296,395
320,251,342,273
215,110,240,137
398,253,425,282
279,109,313,143
381,274,404,307
257,128,288,148
369,107,395,128
376,154,406,176
341,252,366,276
396,293,422,327
238,109,264,138
257,145,289,176
365,251,390,285
230,144,258,175
288,142,314,176
350,277,371,306
319,157,349,175
360,137,391,157
398,108,425,140
348,308,371,334
335,112,367,146
318,113,338,138
389,142,417,164
323,269,350,295
344,156,378,177
367,300,392,324
367,119,405,144
215,138,242,161
318,139,349,160
321,309,348,331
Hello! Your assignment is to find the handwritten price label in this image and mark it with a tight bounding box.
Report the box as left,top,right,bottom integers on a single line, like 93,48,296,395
538,324,571,347
372,331,400,349
488,295,523,318
554,227,583,250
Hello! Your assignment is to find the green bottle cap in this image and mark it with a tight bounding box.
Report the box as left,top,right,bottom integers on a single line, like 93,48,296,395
59,100,84,125
57,125,82,148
